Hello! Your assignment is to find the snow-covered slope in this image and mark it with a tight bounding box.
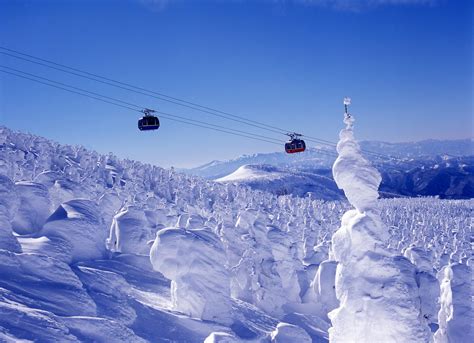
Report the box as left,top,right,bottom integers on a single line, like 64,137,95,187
216,164,344,200
0,125,471,342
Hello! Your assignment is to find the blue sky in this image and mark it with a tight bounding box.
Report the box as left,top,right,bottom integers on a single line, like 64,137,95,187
0,0,472,167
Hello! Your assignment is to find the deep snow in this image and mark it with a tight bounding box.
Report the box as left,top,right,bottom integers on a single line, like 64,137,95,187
0,125,471,342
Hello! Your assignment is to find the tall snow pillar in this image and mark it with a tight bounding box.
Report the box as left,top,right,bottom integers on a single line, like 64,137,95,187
434,263,472,342
328,101,430,342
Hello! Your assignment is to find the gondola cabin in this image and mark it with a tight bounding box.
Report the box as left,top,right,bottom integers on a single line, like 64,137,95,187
285,138,306,154
138,109,160,131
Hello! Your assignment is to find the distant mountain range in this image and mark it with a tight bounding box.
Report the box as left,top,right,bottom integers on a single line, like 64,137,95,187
183,139,474,199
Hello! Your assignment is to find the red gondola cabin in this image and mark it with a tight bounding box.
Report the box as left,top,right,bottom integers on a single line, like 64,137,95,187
285,138,306,154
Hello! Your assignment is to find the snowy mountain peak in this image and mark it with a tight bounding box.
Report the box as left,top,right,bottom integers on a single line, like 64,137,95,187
216,164,281,182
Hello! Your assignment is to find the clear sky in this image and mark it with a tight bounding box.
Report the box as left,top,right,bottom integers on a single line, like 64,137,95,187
0,0,472,168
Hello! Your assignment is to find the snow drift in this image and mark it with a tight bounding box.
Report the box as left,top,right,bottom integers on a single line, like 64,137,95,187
150,227,233,325
40,199,107,263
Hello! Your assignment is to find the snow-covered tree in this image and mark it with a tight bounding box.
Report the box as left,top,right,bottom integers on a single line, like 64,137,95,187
327,114,431,342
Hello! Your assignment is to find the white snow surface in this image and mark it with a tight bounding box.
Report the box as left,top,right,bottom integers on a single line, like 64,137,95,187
0,125,471,342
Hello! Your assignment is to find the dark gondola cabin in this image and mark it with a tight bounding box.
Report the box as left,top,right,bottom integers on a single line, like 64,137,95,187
138,113,160,131
285,138,306,154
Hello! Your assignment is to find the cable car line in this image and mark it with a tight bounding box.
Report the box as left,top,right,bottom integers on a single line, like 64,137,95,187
0,48,430,167
0,67,419,170
0,65,285,143
0,69,284,146
0,46,382,157
0,65,425,170
0,67,288,147
0,49,286,136
0,69,138,111
0,66,422,168
0,49,386,157
0,46,406,161
0,46,291,134
0,49,399,160
0,46,282,130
